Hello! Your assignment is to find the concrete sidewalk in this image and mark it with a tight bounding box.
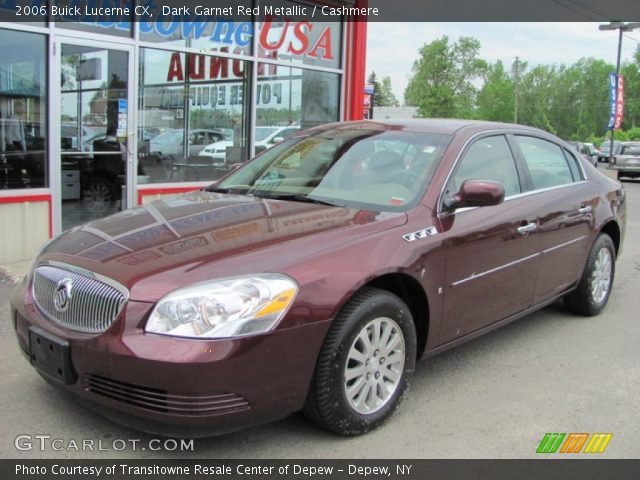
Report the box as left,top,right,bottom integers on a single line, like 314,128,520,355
0,260,29,284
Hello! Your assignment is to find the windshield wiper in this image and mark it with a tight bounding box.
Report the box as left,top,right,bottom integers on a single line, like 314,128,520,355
203,185,244,194
257,193,346,208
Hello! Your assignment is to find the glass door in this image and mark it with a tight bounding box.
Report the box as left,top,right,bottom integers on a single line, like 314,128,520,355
57,41,134,231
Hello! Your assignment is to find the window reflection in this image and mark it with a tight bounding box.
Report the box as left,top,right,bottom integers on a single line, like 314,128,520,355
0,29,47,189
139,48,248,183
256,64,339,132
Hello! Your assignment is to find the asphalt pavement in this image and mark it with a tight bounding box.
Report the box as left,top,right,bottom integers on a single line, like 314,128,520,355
1,171,638,459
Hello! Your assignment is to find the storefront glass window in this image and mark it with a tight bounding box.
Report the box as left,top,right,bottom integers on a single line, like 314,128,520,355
139,48,248,183
0,29,47,189
256,64,339,142
257,1,342,69
57,21,132,38
139,19,252,56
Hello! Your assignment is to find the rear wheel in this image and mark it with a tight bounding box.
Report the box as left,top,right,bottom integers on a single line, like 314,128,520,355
564,234,615,316
304,288,416,436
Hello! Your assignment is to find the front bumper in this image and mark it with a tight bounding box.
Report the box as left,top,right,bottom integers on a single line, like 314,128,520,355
11,281,330,436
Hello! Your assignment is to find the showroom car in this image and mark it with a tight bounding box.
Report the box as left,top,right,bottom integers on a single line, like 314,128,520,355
11,119,626,437
148,128,227,166
198,126,300,166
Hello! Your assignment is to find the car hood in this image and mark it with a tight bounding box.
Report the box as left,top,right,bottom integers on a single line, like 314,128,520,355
38,191,407,301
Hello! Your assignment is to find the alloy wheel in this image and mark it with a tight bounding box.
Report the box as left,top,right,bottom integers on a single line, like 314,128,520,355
344,317,406,415
591,247,612,304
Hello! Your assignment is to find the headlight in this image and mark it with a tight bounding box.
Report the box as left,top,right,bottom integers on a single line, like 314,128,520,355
145,274,298,339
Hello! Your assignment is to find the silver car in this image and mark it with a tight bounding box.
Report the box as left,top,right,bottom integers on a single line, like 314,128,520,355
608,141,640,180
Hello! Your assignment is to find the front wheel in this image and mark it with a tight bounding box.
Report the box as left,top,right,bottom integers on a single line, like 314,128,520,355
564,234,616,316
82,177,113,213
304,288,417,436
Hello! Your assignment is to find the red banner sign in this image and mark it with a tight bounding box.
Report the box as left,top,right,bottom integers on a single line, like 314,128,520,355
614,75,624,130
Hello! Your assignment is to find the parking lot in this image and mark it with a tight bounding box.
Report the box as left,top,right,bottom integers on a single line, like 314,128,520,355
1,170,638,460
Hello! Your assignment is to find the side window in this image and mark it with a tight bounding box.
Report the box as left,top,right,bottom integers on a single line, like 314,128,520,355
562,148,583,181
515,136,576,189
448,135,521,197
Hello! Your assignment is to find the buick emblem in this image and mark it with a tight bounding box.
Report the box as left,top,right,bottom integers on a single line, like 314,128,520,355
54,279,73,313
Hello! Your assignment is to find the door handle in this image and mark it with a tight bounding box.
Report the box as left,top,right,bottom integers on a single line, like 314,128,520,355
517,222,537,235
578,205,593,214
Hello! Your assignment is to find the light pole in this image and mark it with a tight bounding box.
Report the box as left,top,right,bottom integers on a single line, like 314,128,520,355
599,22,640,161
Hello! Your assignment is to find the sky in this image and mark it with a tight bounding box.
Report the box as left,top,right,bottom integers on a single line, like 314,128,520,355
366,23,640,104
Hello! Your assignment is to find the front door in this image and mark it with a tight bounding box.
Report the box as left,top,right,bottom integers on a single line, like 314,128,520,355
438,134,539,344
55,40,134,232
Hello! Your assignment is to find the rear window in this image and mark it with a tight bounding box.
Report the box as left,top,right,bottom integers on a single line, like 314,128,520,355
621,145,640,155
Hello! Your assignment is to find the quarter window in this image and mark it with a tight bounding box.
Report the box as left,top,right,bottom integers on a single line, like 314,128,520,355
515,136,577,189
562,148,583,182
448,135,521,198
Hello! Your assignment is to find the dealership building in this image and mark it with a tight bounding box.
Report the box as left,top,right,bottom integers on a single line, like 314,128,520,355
0,3,367,263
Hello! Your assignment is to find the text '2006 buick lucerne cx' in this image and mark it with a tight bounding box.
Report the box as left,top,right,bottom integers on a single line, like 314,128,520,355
11,120,626,436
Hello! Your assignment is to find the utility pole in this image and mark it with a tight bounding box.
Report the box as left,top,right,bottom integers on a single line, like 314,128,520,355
599,22,640,160
514,56,519,124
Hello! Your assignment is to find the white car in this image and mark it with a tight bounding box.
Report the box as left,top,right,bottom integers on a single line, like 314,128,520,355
198,126,300,165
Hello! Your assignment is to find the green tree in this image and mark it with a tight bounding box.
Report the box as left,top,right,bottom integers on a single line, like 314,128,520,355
563,58,614,138
622,48,640,129
476,60,514,122
404,36,487,118
377,76,399,107
515,64,558,134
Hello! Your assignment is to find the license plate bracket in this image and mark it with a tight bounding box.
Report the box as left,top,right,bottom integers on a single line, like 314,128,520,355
28,326,76,385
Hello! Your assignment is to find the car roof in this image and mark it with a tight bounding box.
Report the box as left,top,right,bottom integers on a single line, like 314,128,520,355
307,119,547,136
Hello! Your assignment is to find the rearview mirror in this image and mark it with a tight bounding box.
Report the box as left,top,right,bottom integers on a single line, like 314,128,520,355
445,180,505,211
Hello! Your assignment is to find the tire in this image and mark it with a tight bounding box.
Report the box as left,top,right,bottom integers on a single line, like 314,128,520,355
304,287,417,436
617,171,623,181
564,234,616,316
82,177,113,213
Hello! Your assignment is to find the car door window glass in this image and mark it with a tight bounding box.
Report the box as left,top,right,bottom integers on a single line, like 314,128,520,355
516,136,576,189
562,148,583,181
449,135,521,197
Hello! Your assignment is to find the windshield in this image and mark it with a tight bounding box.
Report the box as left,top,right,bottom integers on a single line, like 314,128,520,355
214,128,452,212
255,127,280,141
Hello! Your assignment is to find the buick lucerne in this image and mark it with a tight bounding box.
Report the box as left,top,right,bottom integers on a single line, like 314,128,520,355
11,120,626,436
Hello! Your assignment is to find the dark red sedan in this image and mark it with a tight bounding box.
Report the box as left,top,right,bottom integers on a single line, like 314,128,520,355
11,120,626,436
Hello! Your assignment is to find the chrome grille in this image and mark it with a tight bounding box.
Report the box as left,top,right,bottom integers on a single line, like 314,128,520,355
33,265,128,333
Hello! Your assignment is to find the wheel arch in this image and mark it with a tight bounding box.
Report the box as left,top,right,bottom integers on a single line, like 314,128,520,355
360,272,430,359
599,220,621,258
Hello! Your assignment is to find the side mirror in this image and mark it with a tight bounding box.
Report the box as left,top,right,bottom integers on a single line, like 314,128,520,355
271,136,285,144
446,180,505,211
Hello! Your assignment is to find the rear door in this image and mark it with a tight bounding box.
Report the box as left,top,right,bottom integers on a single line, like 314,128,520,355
438,134,540,343
510,135,594,303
